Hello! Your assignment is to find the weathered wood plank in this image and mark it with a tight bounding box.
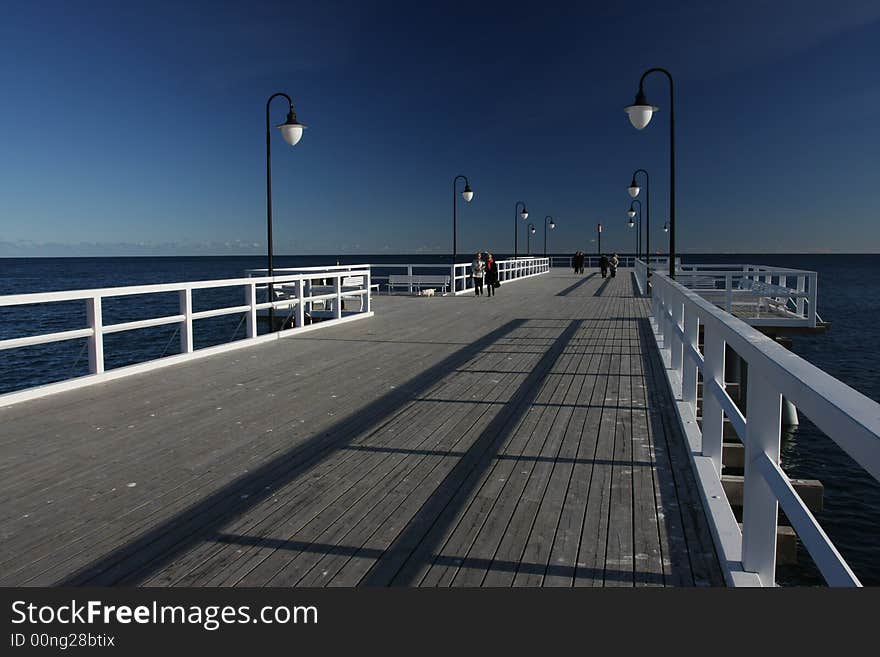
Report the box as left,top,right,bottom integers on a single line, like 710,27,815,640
0,270,724,587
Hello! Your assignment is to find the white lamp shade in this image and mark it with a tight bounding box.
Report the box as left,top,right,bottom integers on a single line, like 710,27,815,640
279,123,305,146
462,189,474,202
521,210,528,220
627,209,635,218
624,104,658,130
627,185,640,198
550,222,555,229
530,227,536,233
628,219,635,228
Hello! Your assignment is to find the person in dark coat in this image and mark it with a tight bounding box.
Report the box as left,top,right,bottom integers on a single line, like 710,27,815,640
572,251,579,274
600,254,609,278
485,252,499,297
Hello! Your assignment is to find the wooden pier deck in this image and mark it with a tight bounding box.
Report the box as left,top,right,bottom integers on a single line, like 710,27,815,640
0,269,723,587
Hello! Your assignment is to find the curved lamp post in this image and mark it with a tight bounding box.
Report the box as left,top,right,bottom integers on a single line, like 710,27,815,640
452,175,474,275
627,199,642,260
266,92,306,331
527,222,536,255
544,215,556,257
514,201,528,259
627,169,650,273
625,67,675,278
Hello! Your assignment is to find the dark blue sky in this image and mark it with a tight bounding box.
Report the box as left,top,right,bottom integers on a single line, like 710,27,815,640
1,0,879,256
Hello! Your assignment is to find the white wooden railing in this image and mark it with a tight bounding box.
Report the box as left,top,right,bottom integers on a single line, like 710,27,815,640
650,271,880,586
675,264,819,328
0,268,374,406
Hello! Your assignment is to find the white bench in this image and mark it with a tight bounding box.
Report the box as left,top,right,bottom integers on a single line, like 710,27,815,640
388,274,450,295
342,275,380,295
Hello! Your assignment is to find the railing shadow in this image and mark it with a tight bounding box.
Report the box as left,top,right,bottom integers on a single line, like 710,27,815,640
58,319,529,585
555,273,597,297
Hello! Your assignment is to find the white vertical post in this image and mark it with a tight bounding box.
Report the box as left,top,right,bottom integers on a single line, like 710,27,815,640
179,288,194,353
295,279,306,327
796,275,805,316
652,277,661,328
725,274,733,312
663,287,675,353
86,296,104,374
245,283,257,338
701,326,726,476
741,374,782,586
364,270,372,313
681,307,699,410
671,298,684,372
334,274,342,319
408,265,414,294
808,274,817,328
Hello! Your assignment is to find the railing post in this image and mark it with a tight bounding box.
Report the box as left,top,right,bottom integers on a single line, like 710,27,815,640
245,283,257,338
741,374,782,586
808,274,817,327
681,306,699,410
86,296,104,374
364,270,372,313
295,279,306,327
671,297,684,372
179,288,194,353
652,278,662,333
701,325,726,476
408,265,414,294
334,274,343,319
725,274,733,312
796,275,806,317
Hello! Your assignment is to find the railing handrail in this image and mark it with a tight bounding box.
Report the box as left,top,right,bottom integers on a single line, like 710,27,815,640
0,267,375,406
0,269,372,307
650,270,879,586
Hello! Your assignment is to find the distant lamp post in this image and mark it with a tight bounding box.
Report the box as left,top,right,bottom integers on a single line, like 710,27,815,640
527,222,536,255
266,92,306,331
597,223,602,255
626,169,650,272
514,201,528,259
452,174,474,274
543,216,556,257
625,67,675,278
628,199,642,259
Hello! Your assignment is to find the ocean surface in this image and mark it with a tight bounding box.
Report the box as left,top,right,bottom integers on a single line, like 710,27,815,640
1,253,878,586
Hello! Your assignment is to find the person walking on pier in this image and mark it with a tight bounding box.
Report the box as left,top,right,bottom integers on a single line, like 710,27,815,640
572,250,579,274
485,252,499,297
600,253,609,278
610,253,619,278
471,252,485,296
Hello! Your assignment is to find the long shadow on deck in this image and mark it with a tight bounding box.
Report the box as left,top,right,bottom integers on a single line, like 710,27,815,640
592,277,613,296
59,320,529,585
361,320,583,584
555,273,597,296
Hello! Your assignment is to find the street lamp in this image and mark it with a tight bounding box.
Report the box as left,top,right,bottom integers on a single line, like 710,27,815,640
625,67,675,278
514,201,528,259
627,169,650,272
527,222,536,255
266,92,306,331
627,199,642,260
544,215,555,257
452,174,474,280
597,223,602,255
